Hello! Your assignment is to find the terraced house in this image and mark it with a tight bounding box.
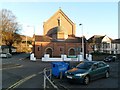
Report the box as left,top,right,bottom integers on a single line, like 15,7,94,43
88,35,120,54
111,39,120,54
33,9,87,59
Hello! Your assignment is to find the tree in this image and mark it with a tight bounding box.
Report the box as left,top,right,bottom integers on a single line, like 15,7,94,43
1,9,22,53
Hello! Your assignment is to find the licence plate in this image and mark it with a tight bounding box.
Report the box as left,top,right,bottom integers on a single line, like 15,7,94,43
67,76,72,79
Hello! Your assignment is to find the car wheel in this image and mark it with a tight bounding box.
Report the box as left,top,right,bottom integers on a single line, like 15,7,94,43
113,59,115,62
83,76,89,85
6,55,8,58
105,71,109,78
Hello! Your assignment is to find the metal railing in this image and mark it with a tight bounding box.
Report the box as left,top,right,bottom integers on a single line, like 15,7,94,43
43,68,58,90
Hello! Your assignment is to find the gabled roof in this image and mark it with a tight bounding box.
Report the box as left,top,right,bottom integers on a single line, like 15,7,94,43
87,35,105,43
88,35,112,43
45,9,74,25
112,38,120,43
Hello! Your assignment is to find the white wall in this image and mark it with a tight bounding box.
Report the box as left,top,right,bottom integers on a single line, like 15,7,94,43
102,36,111,43
111,43,120,54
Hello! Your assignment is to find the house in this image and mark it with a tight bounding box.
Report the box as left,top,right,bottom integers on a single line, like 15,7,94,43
33,9,87,59
111,39,120,54
0,45,16,54
1,35,33,53
13,35,33,53
87,35,112,54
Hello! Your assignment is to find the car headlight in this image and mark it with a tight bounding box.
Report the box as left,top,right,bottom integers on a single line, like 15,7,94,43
75,73,85,76
65,71,67,74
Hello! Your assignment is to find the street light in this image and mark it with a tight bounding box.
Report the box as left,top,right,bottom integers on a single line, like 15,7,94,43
27,25,35,55
79,24,84,61
26,35,27,48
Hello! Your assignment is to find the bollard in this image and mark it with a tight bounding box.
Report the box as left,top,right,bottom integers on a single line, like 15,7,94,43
50,69,52,80
43,68,58,90
44,69,46,90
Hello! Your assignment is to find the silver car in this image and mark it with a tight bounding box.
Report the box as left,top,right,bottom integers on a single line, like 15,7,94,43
0,53,12,58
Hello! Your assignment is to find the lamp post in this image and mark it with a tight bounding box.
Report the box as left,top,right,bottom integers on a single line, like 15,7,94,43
27,25,35,55
25,35,27,48
79,24,84,61
33,26,35,56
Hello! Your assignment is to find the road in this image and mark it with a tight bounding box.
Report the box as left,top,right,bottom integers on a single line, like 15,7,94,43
2,53,120,90
2,53,51,89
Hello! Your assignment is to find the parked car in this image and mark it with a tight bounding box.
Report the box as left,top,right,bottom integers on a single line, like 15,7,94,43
65,61,110,85
104,55,116,62
0,53,12,58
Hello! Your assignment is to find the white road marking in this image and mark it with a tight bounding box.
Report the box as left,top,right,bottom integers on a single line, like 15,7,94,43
38,71,43,74
19,58,24,60
6,74,37,90
2,65,23,70
6,71,44,90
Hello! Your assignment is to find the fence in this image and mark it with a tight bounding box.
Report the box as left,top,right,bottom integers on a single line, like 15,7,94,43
43,68,58,90
42,54,92,62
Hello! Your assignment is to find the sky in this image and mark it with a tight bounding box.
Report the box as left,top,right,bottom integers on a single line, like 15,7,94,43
1,1,119,39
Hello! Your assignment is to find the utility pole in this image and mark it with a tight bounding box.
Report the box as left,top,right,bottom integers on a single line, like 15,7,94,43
26,35,27,48
79,24,84,61
27,25,35,55
32,26,35,55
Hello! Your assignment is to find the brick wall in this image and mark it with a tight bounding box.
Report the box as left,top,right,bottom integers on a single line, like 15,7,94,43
34,41,88,59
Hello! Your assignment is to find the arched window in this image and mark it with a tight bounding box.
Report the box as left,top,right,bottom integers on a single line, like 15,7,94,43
69,48,75,56
38,47,40,51
45,48,53,57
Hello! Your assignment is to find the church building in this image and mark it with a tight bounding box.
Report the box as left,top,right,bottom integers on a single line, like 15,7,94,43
34,9,86,59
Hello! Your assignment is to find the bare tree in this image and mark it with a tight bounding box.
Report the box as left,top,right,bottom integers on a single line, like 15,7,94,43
1,9,22,53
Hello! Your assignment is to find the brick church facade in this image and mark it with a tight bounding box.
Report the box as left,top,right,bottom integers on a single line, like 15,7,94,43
34,9,87,59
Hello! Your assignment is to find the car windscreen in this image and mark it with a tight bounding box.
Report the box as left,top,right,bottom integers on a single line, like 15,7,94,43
107,56,112,58
76,62,93,70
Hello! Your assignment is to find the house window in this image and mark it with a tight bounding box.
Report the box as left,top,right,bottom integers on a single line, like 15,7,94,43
106,43,110,48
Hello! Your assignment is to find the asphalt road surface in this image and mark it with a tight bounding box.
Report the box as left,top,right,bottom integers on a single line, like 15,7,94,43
2,54,120,90
2,53,51,89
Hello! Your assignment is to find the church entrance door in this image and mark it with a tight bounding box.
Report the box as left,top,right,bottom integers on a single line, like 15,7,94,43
45,48,53,57
69,48,75,56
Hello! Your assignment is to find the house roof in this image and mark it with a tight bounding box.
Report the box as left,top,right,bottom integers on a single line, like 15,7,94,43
35,35,85,43
87,35,105,43
0,45,16,49
35,35,52,42
65,36,83,43
87,35,112,43
112,38,120,43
